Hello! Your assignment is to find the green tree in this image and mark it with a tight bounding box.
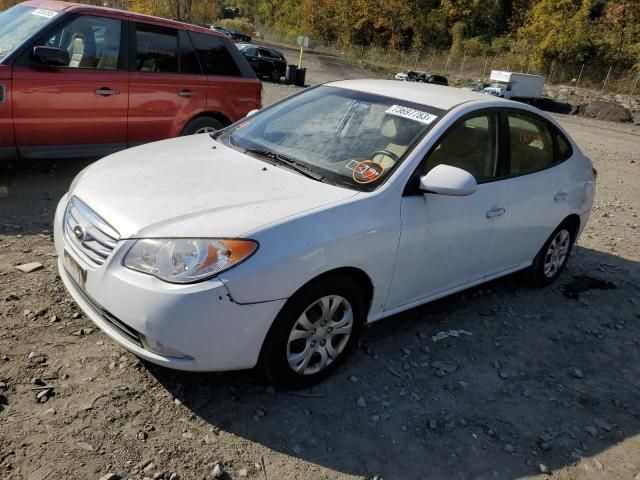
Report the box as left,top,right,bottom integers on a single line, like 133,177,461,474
517,0,593,68
450,21,466,57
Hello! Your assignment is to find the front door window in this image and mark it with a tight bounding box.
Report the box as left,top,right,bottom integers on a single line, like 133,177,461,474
421,112,499,183
44,15,122,70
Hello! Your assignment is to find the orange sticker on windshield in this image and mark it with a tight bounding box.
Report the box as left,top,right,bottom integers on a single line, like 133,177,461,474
352,160,384,184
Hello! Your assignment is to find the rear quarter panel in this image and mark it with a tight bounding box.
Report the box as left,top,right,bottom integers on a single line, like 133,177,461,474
0,65,16,154
206,76,261,122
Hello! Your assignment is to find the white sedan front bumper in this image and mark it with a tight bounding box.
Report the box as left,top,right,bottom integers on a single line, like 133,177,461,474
54,195,286,372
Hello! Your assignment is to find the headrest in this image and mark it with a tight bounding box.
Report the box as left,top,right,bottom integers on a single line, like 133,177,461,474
382,116,424,145
381,117,397,138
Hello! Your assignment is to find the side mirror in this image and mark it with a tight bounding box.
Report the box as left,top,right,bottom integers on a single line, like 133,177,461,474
246,109,260,117
32,46,69,67
419,164,477,196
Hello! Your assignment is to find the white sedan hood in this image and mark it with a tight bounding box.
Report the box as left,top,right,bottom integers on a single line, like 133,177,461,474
71,134,358,238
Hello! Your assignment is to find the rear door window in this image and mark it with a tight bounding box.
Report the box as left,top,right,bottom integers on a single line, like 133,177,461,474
178,29,201,74
135,23,178,73
507,112,555,175
189,32,241,77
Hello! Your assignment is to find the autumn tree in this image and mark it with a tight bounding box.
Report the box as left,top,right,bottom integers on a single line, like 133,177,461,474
516,0,593,68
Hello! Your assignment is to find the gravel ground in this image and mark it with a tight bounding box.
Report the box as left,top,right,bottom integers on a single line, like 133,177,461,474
1,48,639,480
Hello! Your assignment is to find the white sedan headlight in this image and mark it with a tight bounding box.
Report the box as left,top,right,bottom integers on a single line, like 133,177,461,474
123,238,258,283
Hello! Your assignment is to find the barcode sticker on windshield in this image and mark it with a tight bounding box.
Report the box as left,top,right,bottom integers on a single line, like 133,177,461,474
31,8,58,19
385,105,438,125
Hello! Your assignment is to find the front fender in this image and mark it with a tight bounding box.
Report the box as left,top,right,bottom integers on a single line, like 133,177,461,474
218,191,402,322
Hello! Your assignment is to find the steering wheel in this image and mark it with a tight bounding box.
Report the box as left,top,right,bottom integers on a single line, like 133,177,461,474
371,149,400,163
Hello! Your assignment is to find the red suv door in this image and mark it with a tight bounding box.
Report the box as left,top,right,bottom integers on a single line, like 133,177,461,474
128,22,207,144
11,13,128,158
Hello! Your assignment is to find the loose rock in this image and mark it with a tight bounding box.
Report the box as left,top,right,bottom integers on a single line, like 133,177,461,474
15,262,44,273
36,388,52,402
211,463,224,479
570,367,584,379
594,418,613,431
98,474,120,480
429,361,459,373
585,426,597,437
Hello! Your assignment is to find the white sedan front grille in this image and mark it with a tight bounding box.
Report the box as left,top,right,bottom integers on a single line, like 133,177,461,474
64,196,119,266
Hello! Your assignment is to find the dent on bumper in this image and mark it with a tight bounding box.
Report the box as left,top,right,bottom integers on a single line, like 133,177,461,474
58,258,286,371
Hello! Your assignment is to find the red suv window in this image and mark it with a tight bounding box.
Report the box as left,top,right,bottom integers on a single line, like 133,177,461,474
189,32,241,77
135,23,179,73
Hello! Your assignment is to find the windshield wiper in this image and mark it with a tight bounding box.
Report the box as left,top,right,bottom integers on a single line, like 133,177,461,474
242,147,325,182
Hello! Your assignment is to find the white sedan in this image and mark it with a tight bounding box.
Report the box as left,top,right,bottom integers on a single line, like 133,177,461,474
54,80,596,388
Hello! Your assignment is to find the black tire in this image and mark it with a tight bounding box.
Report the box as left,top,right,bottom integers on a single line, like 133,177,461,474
181,116,224,136
260,274,366,389
524,221,576,287
270,68,281,82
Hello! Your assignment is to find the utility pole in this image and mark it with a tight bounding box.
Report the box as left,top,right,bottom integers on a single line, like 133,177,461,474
575,63,585,89
601,66,612,94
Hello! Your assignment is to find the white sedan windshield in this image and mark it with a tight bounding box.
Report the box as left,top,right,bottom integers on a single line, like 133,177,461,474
217,86,444,191
0,5,60,60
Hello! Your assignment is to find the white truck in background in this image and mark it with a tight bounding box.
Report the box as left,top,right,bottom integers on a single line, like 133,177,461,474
483,70,545,100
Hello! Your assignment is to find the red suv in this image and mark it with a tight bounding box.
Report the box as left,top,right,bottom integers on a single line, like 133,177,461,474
0,1,262,161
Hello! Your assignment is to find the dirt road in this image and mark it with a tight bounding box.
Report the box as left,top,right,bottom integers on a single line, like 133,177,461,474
1,47,639,480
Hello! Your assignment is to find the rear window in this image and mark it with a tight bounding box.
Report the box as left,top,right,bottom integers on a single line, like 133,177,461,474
508,112,555,175
189,32,241,77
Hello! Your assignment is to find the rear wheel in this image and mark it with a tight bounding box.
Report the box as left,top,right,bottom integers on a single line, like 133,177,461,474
525,221,576,287
260,275,365,389
182,117,224,136
270,68,282,82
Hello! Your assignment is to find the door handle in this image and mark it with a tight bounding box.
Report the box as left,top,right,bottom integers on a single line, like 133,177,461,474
486,207,506,218
554,191,568,202
94,87,119,96
178,90,196,97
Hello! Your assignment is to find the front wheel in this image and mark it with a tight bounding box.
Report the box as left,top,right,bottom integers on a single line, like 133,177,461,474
525,222,575,287
260,275,365,389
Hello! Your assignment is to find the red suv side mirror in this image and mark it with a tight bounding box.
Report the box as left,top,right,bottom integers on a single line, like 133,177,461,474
32,46,70,67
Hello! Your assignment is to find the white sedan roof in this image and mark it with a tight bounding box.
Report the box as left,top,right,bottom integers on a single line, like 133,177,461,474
328,79,499,111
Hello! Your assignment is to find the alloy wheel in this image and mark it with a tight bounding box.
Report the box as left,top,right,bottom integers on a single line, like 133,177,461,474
194,126,216,134
543,229,571,278
287,295,353,375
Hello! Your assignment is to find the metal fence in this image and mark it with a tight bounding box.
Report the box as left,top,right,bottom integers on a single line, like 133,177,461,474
258,28,640,106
